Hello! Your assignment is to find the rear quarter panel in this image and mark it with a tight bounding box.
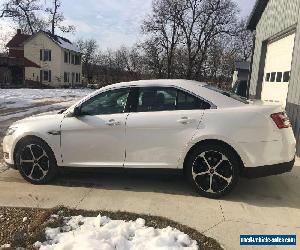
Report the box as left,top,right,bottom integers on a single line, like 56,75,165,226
179,105,296,168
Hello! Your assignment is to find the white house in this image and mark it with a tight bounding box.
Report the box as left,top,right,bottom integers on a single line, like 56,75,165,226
24,31,82,87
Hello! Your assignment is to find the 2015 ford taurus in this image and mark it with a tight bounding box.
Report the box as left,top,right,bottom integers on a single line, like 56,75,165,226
3,80,296,198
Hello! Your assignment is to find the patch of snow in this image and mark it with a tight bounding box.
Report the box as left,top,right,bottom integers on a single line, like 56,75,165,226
1,244,11,248
0,101,73,122
0,88,92,109
35,214,198,250
56,37,81,53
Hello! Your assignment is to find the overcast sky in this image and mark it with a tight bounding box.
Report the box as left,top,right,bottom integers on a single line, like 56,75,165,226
0,0,257,50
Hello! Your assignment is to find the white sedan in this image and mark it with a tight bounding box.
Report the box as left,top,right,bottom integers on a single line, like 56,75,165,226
3,80,296,198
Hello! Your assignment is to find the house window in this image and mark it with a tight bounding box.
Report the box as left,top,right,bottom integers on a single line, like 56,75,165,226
70,54,74,64
276,72,283,82
265,73,270,82
283,71,290,82
64,72,70,83
75,55,81,65
270,72,276,82
76,73,81,83
40,70,51,82
64,72,68,82
40,49,52,61
64,51,69,63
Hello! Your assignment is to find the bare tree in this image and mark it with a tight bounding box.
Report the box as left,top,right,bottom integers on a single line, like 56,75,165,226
139,38,166,78
46,0,75,35
0,0,45,34
176,0,238,79
76,39,98,84
142,0,181,78
233,19,253,61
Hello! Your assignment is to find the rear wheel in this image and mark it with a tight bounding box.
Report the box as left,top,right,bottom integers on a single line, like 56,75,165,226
185,143,240,198
15,137,58,184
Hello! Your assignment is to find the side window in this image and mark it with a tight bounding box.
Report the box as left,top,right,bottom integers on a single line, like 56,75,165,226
177,90,211,110
276,72,283,82
265,73,270,82
283,71,290,82
137,87,177,112
270,72,276,82
80,88,129,116
135,87,211,112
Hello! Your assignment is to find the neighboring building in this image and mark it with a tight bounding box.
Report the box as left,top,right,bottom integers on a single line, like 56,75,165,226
24,31,82,87
232,61,250,87
247,0,300,154
0,29,40,87
0,29,82,87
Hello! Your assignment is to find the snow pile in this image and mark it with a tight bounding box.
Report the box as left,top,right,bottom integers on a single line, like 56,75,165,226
0,88,92,109
34,214,198,250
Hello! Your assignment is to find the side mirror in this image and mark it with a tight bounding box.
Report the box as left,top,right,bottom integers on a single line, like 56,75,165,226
73,106,81,117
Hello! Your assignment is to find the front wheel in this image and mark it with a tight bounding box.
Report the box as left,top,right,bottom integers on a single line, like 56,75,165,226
185,143,240,198
15,137,58,184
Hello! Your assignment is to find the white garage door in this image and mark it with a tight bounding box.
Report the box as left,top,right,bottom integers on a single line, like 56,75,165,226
261,33,296,107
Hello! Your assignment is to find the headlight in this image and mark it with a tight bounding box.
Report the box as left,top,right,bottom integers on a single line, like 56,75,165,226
5,127,17,136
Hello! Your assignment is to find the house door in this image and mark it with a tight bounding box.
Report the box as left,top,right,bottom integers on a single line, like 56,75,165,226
261,33,296,107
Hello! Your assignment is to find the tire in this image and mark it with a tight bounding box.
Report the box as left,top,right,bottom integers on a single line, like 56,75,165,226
185,142,240,198
15,137,58,184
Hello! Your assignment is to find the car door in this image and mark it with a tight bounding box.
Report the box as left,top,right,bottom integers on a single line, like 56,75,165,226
60,87,130,167
124,86,211,169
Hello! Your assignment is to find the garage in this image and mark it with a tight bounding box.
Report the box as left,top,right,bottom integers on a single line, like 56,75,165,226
261,33,296,106
247,0,300,155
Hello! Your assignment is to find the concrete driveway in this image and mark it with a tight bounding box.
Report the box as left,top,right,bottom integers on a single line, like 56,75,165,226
0,159,299,250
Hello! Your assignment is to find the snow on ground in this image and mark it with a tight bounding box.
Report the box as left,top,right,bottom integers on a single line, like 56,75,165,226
0,88,93,123
0,101,73,122
0,88,93,109
34,214,198,250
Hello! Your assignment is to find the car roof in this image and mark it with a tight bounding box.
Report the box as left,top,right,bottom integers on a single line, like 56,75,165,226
105,79,207,88
89,79,246,108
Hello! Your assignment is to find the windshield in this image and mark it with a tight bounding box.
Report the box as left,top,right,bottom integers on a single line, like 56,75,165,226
204,85,249,104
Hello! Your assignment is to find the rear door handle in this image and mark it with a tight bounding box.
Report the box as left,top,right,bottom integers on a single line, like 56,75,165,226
177,117,193,124
105,119,121,126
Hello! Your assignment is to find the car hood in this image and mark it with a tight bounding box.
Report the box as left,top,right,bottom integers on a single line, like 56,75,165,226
13,112,65,127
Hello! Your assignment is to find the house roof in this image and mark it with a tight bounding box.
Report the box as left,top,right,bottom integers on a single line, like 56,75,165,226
6,32,31,48
234,61,250,70
0,56,40,68
35,31,81,53
24,57,40,68
247,0,270,31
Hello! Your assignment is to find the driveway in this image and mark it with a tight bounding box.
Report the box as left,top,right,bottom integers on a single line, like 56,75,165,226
0,100,299,250
0,158,299,249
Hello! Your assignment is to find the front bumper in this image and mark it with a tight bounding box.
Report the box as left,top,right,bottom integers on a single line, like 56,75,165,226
3,135,15,165
242,158,295,178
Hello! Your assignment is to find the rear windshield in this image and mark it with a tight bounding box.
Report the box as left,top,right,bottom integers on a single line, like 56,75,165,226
204,85,249,104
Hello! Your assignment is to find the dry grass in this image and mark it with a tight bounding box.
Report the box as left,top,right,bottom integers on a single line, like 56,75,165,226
0,206,222,250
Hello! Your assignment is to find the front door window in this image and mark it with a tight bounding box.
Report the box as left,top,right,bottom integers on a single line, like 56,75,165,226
80,88,130,116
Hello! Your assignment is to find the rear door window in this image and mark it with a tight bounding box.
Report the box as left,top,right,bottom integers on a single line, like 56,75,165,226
137,87,177,112
133,87,211,112
177,90,211,110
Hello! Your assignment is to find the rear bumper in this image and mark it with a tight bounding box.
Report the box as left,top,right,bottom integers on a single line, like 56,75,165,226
242,158,295,178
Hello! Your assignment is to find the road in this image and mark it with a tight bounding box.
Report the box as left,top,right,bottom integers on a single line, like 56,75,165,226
0,105,299,250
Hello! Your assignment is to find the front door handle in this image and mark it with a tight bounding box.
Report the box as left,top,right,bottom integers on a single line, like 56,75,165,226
105,119,121,126
177,117,193,124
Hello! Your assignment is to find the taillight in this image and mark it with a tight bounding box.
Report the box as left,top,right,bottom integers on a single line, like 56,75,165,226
271,112,291,129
